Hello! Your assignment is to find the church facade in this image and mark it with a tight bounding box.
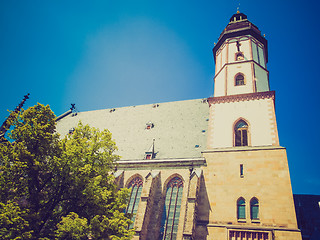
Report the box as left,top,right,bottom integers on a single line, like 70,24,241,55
57,12,302,240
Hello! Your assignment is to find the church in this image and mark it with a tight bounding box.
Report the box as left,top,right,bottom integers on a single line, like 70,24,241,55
56,12,302,240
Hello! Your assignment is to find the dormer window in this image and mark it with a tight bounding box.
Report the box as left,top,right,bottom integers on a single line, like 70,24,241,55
69,128,75,135
145,139,155,159
146,121,154,130
235,73,245,86
235,52,244,61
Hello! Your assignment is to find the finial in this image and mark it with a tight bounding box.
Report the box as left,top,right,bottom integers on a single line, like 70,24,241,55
237,2,240,13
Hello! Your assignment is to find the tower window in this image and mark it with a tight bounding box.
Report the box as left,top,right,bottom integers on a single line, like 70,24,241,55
240,164,244,177
126,177,143,229
235,52,244,61
160,177,183,240
250,198,259,220
235,74,245,86
234,120,248,146
237,198,246,220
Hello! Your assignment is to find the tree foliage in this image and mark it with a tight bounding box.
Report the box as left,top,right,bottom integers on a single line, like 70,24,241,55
0,104,134,239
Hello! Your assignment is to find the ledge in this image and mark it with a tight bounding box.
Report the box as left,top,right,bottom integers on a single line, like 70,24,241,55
201,223,301,232
202,145,285,153
117,157,206,168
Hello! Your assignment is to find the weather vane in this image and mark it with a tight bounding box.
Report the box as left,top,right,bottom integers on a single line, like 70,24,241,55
237,1,240,13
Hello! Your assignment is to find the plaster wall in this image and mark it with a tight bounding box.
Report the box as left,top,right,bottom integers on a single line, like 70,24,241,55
221,45,227,68
251,41,258,65
258,46,266,67
226,62,254,96
251,40,266,68
207,98,278,149
227,39,251,62
254,64,269,92
214,68,226,97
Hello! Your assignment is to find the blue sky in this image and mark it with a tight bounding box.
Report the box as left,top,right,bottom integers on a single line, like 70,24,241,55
0,0,319,195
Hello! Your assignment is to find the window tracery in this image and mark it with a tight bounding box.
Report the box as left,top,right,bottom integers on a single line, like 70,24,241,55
234,120,249,146
159,177,184,240
126,177,143,229
235,73,245,86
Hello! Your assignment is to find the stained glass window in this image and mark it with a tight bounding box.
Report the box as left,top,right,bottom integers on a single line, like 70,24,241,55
235,120,248,146
159,177,184,240
237,198,246,219
250,198,259,220
126,177,143,229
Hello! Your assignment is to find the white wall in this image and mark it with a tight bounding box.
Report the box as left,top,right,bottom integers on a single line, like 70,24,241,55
214,68,226,97
214,36,269,97
226,62,254,96
208,98,276,148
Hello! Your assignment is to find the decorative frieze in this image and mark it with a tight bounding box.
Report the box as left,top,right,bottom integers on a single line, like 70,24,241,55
208,91,275,106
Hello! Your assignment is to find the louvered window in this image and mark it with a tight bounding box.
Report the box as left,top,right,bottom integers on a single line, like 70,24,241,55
237,198,246,220
159,177,184,240
126,177,143,229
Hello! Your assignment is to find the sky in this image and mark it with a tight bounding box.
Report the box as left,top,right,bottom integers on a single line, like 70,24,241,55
0,0,319,195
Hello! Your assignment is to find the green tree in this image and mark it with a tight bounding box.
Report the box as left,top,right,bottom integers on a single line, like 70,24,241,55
0,104,134,239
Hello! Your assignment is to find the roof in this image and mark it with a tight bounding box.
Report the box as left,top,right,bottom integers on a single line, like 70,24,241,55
213,12,268,63
56,98,210,160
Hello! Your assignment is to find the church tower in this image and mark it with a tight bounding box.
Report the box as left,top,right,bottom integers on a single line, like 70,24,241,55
196,12,302,239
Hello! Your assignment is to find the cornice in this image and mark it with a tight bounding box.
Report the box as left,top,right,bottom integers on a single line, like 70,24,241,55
198,222,300,233
202,145,284,153
208,91,275,106
213,25,268,63
117,157,206,169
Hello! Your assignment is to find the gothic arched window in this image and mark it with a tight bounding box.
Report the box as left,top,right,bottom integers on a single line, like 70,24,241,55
250,198,259,220
126,177,143,228
234,120,248,146
159,177,184,240
235,74,245,86
237,197,246,220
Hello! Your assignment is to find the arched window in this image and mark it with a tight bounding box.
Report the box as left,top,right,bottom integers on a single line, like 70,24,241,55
235,74,245,86
126,177,143,228
237,198,246,220
234,120,248,146
159,177,184,240
250,198,259,220
235,52,244,61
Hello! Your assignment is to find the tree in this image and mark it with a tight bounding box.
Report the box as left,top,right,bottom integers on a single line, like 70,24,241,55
0,104,134,239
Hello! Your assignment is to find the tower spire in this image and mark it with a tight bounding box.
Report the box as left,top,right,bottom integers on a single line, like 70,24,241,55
237,2,240,13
